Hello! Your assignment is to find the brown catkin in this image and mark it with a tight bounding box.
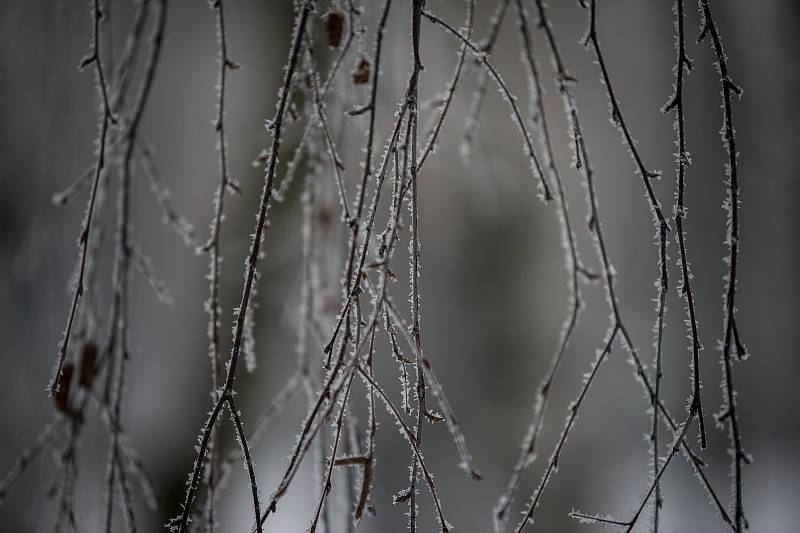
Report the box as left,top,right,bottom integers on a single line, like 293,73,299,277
79,341,97,388
325,7,345,48
54,361,74,413
352,57,371,85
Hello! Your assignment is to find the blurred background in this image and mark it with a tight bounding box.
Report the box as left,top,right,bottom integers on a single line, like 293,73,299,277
1,0,798,531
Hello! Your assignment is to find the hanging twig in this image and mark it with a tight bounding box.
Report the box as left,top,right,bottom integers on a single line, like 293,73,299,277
460,0,512,162
511,2,731,530
493,0,596,528
697,1,750,530
422,7,552,201
50,0,115,397
170,4,312,532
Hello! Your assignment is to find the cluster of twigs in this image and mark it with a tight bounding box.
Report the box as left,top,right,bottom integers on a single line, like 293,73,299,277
0,0,750,532
1,0,185,531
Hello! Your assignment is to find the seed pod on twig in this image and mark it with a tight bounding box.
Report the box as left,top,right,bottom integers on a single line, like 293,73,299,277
79,341,97,388
325,7,345,48
54,362,74,413
352,57,370,85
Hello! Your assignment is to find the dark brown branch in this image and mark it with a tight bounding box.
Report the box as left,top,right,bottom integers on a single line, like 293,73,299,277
170,4,311,532
698,0,749,530
406,3,426,529
225,396,261,533
201,0,237,528
49,0,115,397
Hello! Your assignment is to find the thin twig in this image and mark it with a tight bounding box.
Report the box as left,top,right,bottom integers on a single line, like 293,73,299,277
50,0,115,396
460,0,512,162
514,326,620,532
417,0,474,170
225,396,261,533
511,3,731,529
582,0,708,449
106,2,168,530
170,4,311,532
272,0,359,203
0,422,59,505
422,7,552,201
406,3,426,530
569,409,697,533
200,0,237,528
357,365,451,532
698,1,749,530
493,1,595,528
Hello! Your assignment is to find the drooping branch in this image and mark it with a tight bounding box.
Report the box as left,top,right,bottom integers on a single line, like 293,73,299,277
422,7,552,201
697,1,750,530
405,3,427,530
582,0,710,450
460,0,511,162
200,0,238,528
514,326,619,532
510,2,731,529
18,2,755,532
169,4,312,531
493,1,596,529
106,1,168,530
417,0,474,170
570,408,697,532
50,0,115,397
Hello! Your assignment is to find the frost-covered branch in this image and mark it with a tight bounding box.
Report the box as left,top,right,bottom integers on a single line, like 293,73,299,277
169,4,312,531
697,1,750,530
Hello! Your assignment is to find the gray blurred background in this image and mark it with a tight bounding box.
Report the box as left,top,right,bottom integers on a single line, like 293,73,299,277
1,0,798,531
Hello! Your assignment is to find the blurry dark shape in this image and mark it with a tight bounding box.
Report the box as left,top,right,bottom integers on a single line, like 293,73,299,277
352,57,370,85
53,362,73,413
325,6,345,48
78,341,97,389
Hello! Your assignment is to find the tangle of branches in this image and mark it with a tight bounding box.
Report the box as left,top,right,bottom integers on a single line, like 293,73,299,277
1,1,751,532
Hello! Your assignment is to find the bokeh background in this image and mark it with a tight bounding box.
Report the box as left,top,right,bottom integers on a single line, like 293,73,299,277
1,1,798,531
